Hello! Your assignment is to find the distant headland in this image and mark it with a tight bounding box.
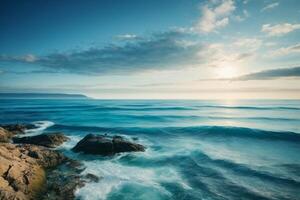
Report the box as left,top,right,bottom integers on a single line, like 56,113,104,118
0,93,89,99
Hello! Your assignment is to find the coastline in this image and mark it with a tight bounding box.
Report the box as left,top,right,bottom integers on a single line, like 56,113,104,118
0,123,145,200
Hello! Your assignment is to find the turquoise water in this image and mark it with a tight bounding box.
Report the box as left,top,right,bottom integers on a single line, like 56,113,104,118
0,99,300,200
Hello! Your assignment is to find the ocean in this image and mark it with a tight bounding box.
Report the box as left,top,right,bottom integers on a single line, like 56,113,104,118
0,99,300,200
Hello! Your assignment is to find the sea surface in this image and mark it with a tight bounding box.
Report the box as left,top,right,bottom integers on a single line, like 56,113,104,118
0,99,300,200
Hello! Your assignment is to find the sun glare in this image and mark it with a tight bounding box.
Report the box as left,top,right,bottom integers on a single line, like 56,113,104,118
216,65,238,79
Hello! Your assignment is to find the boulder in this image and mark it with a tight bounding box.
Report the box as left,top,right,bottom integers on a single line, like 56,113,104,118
72,134,145,155
0,143,66,200
13,133,69,148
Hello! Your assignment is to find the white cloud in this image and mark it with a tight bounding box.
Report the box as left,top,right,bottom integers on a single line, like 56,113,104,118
23,54,37,62
270,43,300,57
233,9,249,22
197,43,254,68
262,23,300,36
261,2,279,12
233,38,262,50
196,0,236,33
116,34,138,40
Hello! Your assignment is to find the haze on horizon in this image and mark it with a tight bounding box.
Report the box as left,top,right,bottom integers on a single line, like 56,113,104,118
1,0,300,99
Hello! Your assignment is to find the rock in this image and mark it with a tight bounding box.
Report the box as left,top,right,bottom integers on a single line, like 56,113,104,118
84,173,100,183
0,127,13,143
0,143,66,200
112,136,145,152
72,134,145,155
13,133,69,148
41,159,86,200
0,124,36,135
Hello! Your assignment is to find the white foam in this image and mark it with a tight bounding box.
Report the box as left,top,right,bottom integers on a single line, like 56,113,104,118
57,135,82,150
24,121,55,136
75,157,191,200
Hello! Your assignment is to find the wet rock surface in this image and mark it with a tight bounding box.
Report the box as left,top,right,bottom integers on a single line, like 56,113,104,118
72,134,145,155
13,133,69,148
41,160,87,200
0,124,36,135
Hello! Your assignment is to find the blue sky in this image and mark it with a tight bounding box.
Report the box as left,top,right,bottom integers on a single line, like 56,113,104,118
1,0,300,99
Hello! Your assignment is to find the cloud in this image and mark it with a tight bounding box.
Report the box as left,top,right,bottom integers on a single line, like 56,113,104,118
269,43,300,57
196,0,236,33
234,66,300,80
116,34,138,40
0,31,206,75
0,29,258,76
233,9,249,22
261,2,279,12
262,23,300,36
197,43,254,68
233,38,262,50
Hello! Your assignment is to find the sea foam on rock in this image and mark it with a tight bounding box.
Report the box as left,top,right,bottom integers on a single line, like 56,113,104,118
72,134,145,155
0,124,37,135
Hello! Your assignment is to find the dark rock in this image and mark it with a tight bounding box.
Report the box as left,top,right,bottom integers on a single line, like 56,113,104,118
84,173,100,183
0,124,36,134
113,136,145,153
13,133,69,148
72,134,145,155
41,159,86,200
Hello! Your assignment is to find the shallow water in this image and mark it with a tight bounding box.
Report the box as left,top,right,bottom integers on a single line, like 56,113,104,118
0,99,300,200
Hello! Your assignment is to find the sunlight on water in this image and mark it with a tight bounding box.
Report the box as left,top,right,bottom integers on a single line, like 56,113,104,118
0,99,300,200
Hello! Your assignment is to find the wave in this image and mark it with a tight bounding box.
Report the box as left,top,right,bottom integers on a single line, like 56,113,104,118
89,106,197,111
95,114,300,122
52,124,300,142
24,120,55,136
195,105,300,110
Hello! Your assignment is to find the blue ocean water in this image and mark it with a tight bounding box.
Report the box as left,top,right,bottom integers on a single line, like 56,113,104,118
0,99,300,200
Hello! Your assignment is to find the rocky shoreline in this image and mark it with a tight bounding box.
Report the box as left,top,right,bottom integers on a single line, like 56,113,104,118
0,124,145,200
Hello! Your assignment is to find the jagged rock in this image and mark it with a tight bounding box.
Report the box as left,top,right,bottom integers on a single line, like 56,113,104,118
13,133,69,148
72,134,145,155
0,143,66,200
0,124,36,135
41,159,86,200
0,127,13,143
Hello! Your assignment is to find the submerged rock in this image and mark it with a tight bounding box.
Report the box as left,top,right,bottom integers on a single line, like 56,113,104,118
13,133,69,148
72,134,145,155
0,143,66,200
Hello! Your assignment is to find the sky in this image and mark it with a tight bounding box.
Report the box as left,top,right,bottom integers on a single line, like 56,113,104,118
0,0,300,99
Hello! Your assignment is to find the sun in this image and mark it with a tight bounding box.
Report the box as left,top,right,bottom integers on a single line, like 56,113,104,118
216,64,238,79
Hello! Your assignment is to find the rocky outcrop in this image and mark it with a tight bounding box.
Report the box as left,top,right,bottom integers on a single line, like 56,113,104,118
13,133,69,148
0,127,13,143
0,124,36,135
0,126,96,200
0,143,66,200
41,160,86,200
72,134,145,155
